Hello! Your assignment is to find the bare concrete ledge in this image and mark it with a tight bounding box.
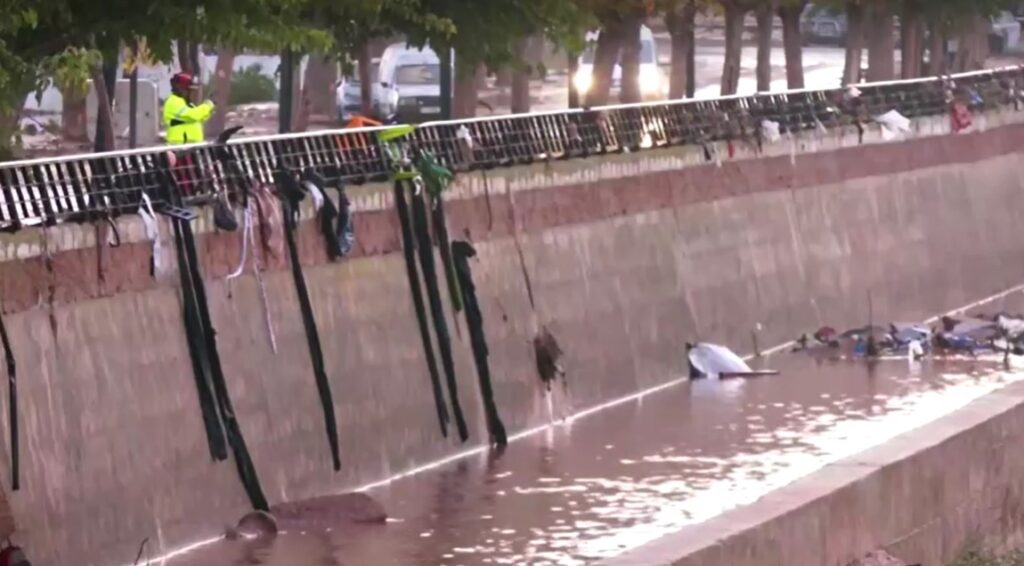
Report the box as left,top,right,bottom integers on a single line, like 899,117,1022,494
602,382,1024,566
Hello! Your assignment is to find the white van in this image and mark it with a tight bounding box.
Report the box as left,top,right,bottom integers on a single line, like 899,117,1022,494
375,43,453,123
574,25,666,102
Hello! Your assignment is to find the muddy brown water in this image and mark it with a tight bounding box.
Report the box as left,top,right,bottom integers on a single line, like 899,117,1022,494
162,295,1024,566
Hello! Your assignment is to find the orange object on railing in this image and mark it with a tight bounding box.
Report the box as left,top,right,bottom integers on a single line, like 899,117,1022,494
336,115,383,157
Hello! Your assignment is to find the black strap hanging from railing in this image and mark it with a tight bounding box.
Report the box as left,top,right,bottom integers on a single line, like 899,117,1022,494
431,197,462,315
179,214,269,510
170,215,229,462
410,185,469,443
393,181,450,437
452,240,507,448
0,310,18,490
273,167,342,471
161,165,268,511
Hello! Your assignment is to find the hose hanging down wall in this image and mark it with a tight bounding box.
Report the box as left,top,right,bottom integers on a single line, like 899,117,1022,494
410,186,469,443
452,240,508,448
393,182,450,436
0,311,18,490
273,167,342,471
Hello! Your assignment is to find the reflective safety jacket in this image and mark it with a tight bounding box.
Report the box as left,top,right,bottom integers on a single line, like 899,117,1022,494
163,93,214,144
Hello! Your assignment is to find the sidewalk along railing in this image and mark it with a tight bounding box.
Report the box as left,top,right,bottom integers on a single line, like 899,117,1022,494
0,66,1019,232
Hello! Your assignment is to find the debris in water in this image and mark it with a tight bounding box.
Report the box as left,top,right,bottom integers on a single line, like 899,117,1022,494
534,326,566,390
685,342,779,380
236,510,278,538
794,312,1024,360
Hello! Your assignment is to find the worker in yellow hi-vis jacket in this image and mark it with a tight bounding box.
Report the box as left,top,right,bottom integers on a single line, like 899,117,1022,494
163,72,214,145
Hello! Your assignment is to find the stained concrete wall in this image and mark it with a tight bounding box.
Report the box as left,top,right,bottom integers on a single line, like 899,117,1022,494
0,109,1023,564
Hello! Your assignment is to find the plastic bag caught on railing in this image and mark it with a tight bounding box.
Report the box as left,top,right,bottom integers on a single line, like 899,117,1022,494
760,120,781,143
874,110,911,140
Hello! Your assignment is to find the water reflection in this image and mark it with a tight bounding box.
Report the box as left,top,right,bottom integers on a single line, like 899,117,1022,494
166,352,1023,566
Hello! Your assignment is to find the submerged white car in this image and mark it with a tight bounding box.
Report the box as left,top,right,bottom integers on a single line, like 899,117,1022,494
574,25,667,102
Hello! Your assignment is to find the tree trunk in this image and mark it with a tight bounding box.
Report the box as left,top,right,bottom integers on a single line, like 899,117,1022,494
91,65,116,151
0,73,34,160
206,48,235,138
62,91,88,142
190,43,201,83
843,1,866,84
358,44,373,116
779,2,806,89
721,2,746,95
453,65,485,118
527,37,546,79
511,38,531,113
587,21,624,106
900,3,925,78
495,68,512,88
177,40,194,74
926,23,946,76
292,56,309,132
568,52,581,108
620,16,643,103
866,0,895,82
953,16,990,72
686,13,696,97
666,1,697,99
304,55,337,120
756,3,774,92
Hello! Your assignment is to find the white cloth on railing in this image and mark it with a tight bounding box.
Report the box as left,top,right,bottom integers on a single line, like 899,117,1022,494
303,181,325,211
138,193,172,280
875,110,911,140
760,120,781,143
228,203,278,353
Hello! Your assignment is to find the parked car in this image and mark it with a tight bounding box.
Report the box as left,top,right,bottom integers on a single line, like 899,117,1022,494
573,25,666,101
990,10,1022,53
335,59,380,123
801,5,847,45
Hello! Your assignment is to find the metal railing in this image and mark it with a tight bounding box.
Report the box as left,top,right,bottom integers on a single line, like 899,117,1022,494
0,67,1020,231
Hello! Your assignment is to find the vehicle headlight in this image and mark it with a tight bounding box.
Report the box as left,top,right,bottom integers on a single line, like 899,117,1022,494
573,70,593,94
399,97,417,107
639,67,663,95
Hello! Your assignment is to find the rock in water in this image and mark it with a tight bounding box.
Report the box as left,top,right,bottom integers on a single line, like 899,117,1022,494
236,510,278,538
847,549,909,566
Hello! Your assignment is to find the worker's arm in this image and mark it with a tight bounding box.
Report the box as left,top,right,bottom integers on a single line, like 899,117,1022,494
173,101,215,123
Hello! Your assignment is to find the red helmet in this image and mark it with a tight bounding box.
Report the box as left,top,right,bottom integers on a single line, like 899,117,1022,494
170,72,198,91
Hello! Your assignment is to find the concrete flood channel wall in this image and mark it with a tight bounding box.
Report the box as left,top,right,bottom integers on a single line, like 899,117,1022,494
1,107,1024,565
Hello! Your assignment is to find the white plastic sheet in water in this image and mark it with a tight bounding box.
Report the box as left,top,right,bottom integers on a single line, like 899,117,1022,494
687,343,753,379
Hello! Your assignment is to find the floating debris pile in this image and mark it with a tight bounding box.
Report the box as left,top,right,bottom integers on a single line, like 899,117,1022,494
793,313,1024,359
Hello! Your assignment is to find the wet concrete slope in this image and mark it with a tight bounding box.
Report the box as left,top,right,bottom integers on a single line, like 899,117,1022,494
1,111,1024,564
604,371,1024,566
